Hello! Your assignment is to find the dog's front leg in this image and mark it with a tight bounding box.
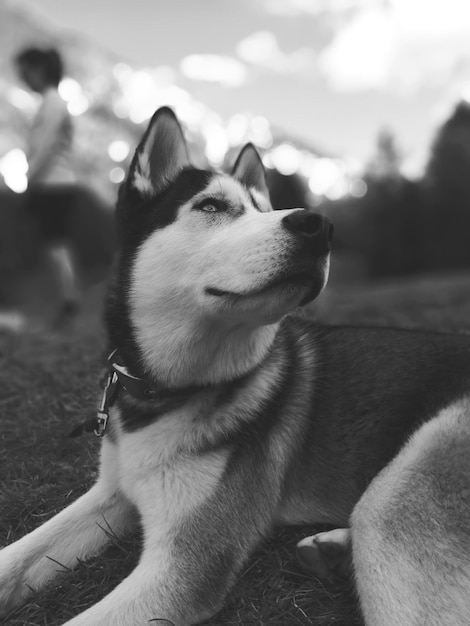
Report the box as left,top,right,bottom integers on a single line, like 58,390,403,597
61,453,279,626
60,537,189,626
61,506,269,626
0,441,134,615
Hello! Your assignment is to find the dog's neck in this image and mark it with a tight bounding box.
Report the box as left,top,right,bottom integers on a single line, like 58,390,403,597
133,314,280,389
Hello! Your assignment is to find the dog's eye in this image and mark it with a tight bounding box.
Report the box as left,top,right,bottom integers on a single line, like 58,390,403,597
200,203,217,213
194,198,223,213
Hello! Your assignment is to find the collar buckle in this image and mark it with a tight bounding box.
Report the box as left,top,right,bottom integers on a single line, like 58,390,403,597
94,371,118,438
94,411,109,437
109,356,159,401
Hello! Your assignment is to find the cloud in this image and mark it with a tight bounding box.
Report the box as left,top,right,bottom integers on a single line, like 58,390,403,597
260,0,374,17
318,7,395,91
259,0,470,95
179,55,248,87
317,0,470,94
236,31,316,76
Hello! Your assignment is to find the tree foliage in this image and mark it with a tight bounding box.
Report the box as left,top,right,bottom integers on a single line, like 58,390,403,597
325,102,470,280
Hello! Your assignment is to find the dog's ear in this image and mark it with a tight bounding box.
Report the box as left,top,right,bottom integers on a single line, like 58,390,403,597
127,107,190,199
232,143,269,200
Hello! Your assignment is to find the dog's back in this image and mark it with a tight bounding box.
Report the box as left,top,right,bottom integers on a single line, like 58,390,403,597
276,322,470,527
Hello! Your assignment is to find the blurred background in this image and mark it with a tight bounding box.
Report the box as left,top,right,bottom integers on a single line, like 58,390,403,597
2,0,470,324
4,4,470,624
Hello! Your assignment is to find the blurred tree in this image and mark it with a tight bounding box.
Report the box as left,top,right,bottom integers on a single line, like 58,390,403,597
362,176,423,277
324,126,425,282
306,106,470,283
423,101,470,271
354,126,421,278
367,126,402,182
426,101,470,194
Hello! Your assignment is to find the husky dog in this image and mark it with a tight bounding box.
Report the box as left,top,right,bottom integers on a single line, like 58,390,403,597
1,107,470,626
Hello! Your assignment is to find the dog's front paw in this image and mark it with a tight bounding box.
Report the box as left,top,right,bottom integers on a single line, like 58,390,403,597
0,544,41,617
0,569,30,618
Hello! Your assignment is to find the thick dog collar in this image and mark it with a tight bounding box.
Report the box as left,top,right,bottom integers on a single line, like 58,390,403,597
68,349,210,438
108,349,212,400
109,350,160,401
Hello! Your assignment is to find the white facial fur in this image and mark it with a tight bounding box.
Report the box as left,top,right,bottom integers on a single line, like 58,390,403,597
129,174,330,386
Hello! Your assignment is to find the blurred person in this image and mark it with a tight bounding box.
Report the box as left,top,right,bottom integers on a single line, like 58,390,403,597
14,46,80,328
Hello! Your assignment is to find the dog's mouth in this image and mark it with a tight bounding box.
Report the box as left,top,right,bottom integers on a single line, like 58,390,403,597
205,271,320,302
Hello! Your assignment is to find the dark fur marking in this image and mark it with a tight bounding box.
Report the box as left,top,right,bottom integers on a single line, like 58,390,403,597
116,168,213,253
117,395,188,433
118,357,265,437
105,169,213,379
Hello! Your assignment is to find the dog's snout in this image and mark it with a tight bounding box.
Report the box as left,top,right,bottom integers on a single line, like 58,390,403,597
282,210,333,248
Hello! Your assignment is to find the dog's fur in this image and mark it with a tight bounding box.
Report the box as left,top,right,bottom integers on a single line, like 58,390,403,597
1,107,470,626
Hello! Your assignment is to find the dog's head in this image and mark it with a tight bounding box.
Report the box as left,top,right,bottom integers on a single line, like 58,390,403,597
107,107,332,379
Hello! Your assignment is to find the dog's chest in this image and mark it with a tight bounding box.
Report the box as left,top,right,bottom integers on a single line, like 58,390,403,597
108,407,229,525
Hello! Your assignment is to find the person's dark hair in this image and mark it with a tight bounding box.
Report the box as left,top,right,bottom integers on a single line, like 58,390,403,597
15,47,64,86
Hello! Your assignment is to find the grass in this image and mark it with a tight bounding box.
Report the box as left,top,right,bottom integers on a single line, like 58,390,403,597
2,270,470,626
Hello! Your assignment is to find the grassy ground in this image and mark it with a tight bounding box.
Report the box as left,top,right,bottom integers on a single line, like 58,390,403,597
2,271,470,626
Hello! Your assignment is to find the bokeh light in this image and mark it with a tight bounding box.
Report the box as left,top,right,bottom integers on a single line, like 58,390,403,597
0,149,28,193
108,140,130,162
109,166,125,184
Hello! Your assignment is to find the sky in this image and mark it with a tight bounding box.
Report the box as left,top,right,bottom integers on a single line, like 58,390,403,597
19,0,470,175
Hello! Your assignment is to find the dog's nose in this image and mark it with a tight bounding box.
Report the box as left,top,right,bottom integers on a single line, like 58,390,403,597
282,210,333,245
